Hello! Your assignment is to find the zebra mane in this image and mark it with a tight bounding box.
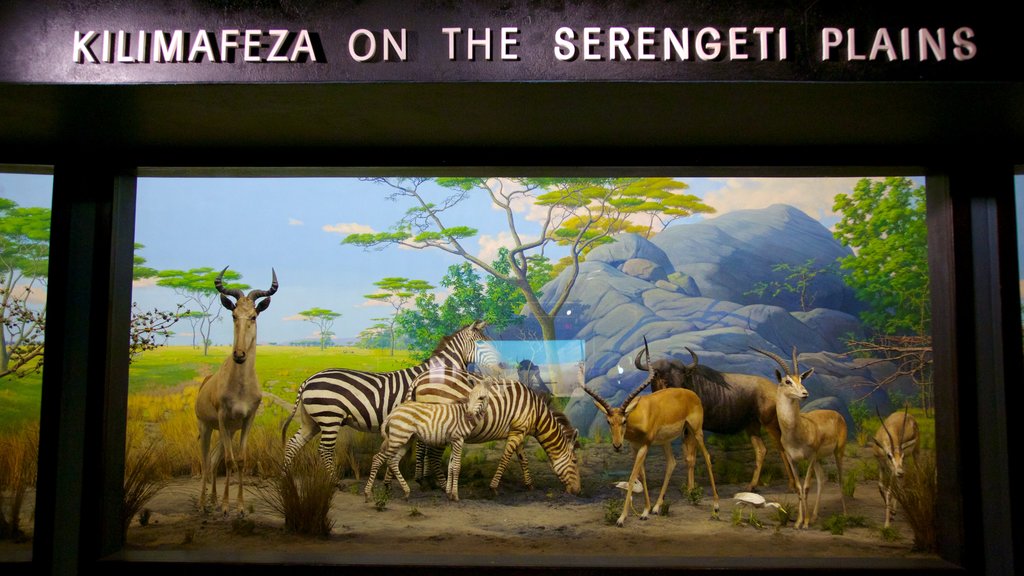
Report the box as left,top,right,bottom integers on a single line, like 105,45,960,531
428,322,482,359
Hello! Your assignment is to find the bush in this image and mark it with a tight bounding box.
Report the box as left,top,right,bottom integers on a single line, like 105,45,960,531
0,422,39,541
257,448,336,537
123,427,170,538
893,450,937,552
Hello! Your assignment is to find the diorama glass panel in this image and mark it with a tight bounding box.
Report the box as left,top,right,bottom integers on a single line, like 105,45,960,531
0,171,52,562
125,175,937,563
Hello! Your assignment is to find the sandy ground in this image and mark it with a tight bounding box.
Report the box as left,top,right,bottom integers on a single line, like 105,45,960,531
110,442,941,571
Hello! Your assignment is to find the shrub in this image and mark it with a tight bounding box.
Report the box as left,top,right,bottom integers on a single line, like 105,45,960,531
892,450,937,552
123,427,170,538
257,448,335,537
0,422,39,541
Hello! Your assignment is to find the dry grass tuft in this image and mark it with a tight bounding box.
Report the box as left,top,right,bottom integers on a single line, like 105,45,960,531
123,426,170,538
0,422,39,541
892,450,937,552
257,448,335,537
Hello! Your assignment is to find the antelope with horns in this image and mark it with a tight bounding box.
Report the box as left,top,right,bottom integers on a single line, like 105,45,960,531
751,346,847,529
195,266,278,514
634,337,797,491
584,381,720,527
872,405,920,528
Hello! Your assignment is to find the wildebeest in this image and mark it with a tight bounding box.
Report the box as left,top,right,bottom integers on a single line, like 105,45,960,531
516,359,553,404
633,338,796,491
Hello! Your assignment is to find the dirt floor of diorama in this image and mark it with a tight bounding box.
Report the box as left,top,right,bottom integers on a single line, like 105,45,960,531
117,441,939,567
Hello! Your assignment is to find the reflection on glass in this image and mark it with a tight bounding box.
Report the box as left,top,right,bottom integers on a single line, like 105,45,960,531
125,176,937,562
0,171,52,562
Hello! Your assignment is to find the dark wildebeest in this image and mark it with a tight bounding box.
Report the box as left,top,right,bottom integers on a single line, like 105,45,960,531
517,359,553,404
633,338,796,491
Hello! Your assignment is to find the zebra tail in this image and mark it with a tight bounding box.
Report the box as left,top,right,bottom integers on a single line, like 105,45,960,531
281,398,299,444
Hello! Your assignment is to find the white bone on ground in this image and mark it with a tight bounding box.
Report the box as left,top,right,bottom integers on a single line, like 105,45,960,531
614,480,643,493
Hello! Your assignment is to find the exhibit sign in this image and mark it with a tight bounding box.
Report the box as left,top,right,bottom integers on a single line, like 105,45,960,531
0,0,1015,84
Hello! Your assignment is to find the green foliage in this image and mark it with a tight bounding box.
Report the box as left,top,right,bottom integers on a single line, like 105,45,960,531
745,258,839,312
832,177,929,334
683,485,704,506
365,276,434,356
0,199,50,378
604,498,624,525
822,514,868,535
879,525,902,542
373,483,391,511
341,177,710,341
156,267,249,355
297,307,342,350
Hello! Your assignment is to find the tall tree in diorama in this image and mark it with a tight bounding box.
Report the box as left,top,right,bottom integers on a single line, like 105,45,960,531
0,199,49,378
297,307,342,350
364,276,434,356
832,176,932,412
343,177,713,343
156,267,249,355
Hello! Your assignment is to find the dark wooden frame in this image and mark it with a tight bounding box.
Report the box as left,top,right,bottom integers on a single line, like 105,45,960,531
0,78,1021,576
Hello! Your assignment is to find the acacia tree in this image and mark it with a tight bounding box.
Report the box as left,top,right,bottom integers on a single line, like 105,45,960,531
156,267,249,355
297,307,342,350
344,177,712,342
364,277,434,356
0,199,50,378
832,177,932,412
128,244,179,363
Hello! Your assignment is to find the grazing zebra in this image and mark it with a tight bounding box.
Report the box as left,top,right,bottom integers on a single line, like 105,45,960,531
365,376,493,502
409,366,582,496
281,320,492,476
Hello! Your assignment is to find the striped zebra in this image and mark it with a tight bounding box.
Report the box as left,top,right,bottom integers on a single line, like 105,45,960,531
408,366,582,496
365,376,493,502
280,320,492,476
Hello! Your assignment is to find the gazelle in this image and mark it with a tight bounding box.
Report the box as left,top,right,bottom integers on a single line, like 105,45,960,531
751,346,847,529
584,381,720,527
872,405,920,528
195,266,277,514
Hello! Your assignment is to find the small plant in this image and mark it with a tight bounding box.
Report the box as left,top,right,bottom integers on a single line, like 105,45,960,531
683,485,703,506
659,499,671,516
408,507,423,517
122,427,169,538
604,498,624,525
138,508,152,527
731,506,744,526
842,469,858,498
373,483,391,512
879,525,902,542
822,514,868,535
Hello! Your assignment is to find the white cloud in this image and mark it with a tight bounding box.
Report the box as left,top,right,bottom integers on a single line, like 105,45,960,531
477,231,533,264
281,314,308,322
10,284,46,305
359,299,391,308
132,277,159,289
323,222,375,235
288,218,304,226
700,177,865,224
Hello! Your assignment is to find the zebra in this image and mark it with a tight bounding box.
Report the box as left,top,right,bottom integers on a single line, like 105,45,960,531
408,366,582,496
364,376,493,502
280,320,493,476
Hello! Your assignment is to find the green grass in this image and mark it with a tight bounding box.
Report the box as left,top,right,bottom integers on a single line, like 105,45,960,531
128,345,417,397
0,371,42,433
0,345,417,432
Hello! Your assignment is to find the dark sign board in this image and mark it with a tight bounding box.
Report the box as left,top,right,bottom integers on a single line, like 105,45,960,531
0,0,1016,84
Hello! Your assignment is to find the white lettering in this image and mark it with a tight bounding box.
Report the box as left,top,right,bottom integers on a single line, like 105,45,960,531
244,29,262,62
869,28,897,61
73,31,97,63
116,30,134,63
554,27,575,61
384,29,408,61
919,28,946,61
137,30,148,62
291,29,316,62
695,27,720,60
442,27,460,60
189,30,216,62
220,29,240,62
637,27,656,61
609,27,631,61
663,28,689,60
154,30,184,62
102,30,113,63
953,27,976,61
582,27,601,61
467,28,491,61
266,30,289,62
821,27,842,61
500,27,519,61
729,27,747,60
847,28,865,61
349,29,376,62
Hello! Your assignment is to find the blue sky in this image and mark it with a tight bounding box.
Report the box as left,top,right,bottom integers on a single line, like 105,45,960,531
1,172,943,347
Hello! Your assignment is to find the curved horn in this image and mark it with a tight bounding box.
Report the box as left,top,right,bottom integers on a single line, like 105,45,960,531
620,379,651,410
215,266,245,300
876,406,895,447
790,345,800,374
633,336,650,371
247,268,279,300
750,346,791,376
684,346,698,370
582,385,614,414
